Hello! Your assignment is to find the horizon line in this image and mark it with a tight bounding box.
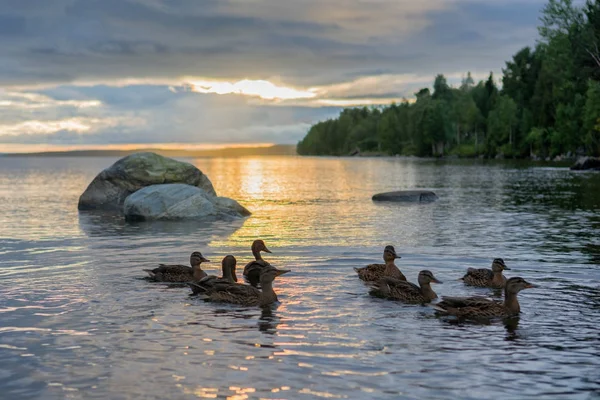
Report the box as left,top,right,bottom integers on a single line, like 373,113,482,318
0,142,298,155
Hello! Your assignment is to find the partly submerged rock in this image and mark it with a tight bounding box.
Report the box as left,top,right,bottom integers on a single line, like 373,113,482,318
123,184,251,221
78,152,216,211
570,156,600,171
372,190,438,203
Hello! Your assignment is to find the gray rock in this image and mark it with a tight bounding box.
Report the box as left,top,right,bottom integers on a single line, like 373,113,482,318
570,156,600,171
213,196,252,217
372,190,438,203
123,184,250,221
78,152,216,211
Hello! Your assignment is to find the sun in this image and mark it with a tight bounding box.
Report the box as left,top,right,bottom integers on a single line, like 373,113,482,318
187,79,316,100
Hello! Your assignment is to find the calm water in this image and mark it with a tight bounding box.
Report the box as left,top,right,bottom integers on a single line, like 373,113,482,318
1,155,599,400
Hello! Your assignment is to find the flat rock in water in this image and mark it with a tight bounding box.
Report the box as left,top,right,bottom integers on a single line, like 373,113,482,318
372,190,438,203
570,156,600,171
123,184,251,221
78,152,216,211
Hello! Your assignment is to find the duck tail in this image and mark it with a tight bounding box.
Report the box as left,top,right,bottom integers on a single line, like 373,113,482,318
428,304,448,313
368,288,387,299
366,280,389,298
187,282,207,295
143,269,155,278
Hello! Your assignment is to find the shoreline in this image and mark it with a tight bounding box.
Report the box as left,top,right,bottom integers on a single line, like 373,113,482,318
0,147,591,167
0,144,297,158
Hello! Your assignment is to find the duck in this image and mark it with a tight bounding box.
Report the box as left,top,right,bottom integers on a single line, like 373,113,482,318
461,258,510,288
194,265,290,307
369,270,442,303
354,245,406,282
431,277,536,319
243,239,274,287
144,251,210,283
189,255,237,295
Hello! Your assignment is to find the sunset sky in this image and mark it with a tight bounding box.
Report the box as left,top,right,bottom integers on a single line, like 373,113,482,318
0,0,545,152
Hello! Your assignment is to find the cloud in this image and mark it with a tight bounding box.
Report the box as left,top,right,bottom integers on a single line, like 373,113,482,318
0,0,547,149
0,0,543,87
0,83,339,146
0,90,101,109
186,79,316,100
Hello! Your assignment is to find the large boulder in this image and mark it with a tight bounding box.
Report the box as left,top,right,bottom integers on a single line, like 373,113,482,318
372,190,438,203
570,156,600,171
78,152,216,211
123,184,251,221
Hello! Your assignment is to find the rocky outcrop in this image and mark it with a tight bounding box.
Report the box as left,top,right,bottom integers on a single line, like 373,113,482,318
570,157,600,171
372,190,438,203
78,152,216,211
123,184,250,221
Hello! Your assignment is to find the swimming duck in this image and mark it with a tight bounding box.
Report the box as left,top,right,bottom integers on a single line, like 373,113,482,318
189,255,238,295
196,265,290,307
354,245,406,282
369,270,442,303
243,239,274,287
431,277,536,319
461,258,510,288
144,251,210,283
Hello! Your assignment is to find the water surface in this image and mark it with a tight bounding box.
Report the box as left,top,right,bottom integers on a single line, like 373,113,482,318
1,156,599,399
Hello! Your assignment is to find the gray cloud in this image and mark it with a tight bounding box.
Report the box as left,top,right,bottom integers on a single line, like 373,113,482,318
0,0,546,148
0,0,544,87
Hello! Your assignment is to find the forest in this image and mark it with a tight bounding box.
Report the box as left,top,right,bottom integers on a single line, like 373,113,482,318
297,0,600,158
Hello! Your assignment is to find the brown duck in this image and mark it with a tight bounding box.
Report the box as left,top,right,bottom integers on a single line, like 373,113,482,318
461,258,510,288
354,245,406,282
196,265,290,307
369,270,442,303
243,239,274,287
431,277,536,319
189,255,238,295
144,251,210,282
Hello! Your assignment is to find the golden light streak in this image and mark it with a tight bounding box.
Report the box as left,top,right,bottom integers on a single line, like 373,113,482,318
188,79,317,100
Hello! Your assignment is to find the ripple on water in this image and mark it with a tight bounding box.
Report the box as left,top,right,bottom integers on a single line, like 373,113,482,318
1,157,600,399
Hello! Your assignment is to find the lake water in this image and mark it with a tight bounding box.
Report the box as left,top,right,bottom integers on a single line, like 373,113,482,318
1,155,599,399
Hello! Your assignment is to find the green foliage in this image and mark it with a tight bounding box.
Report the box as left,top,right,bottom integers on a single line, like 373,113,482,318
487,95,518,156
584,80,600,155
297,0,600,158
450,144,478,158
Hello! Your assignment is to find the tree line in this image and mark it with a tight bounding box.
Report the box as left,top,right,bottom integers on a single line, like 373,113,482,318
297,0,600,158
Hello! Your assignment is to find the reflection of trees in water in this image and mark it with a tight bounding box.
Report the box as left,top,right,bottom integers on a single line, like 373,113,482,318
507,171,600,212
500,169,600,266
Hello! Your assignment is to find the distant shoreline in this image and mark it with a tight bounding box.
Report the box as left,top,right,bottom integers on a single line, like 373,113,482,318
0,144,298,158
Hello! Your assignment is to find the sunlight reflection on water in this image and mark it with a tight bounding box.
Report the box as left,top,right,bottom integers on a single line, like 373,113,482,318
0,156,599,399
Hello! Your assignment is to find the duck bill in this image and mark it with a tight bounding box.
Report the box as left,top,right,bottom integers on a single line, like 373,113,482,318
201,257,211,263
432,277,443,284
394,254,401,259
503,266,511,270
524,282,536,289
263,247,272,254
275,269,290,277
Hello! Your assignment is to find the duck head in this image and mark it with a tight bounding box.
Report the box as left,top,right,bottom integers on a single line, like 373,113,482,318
222,255,238,282
190,251,210,267
418,270,442,286
505,277,536,295
252,239,272,255
383,245,401,262
491,258,510,273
